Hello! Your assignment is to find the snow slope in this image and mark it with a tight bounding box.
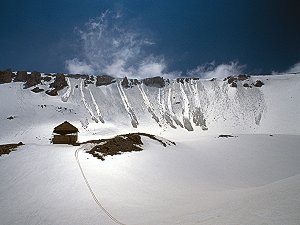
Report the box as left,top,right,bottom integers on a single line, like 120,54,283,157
0,74,299,144
0,74,300,225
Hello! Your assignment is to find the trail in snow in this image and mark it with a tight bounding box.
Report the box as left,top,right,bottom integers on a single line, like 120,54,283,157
61,77,71,102
117,82,138,128
138,84,161,126
80,80,99,123
75,148,126,225
179,83,194,131
89,88,105,123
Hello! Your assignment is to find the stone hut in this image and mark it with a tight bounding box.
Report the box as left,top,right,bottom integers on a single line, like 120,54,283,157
52,121,78,144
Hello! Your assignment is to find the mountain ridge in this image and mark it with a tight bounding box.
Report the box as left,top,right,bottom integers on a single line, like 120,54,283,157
1,71,299,144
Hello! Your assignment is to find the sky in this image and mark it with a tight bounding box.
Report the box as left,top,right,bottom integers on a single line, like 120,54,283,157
0,0,299,77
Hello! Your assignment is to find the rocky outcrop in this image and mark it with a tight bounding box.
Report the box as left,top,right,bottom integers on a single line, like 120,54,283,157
49,74,68,91
253,80,264,87
121,77,130,88
96,75,116,86
0,70,13,84
24,71,41,88
14,71,28,82
42,76,52,82
231,82,237,88
238,74,250,81
143,76,165,88
45,89,58,96
31,87,44,93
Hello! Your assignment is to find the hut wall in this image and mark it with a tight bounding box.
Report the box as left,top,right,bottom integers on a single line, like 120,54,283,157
52,134,78,144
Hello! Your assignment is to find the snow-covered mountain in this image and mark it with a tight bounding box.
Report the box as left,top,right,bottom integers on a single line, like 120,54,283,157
1,72,299,144
1,72,300,225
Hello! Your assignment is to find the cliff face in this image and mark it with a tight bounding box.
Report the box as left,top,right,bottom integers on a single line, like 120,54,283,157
0,71,299,143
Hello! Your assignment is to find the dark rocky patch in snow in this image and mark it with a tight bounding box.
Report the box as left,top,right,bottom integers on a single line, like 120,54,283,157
253,80,264,87
24,71,41,88
31,87,44,93
14,71,28,82
218,134,236,138
143,76,165,88
49,74,68,91
96,75,116,86
83,133,175,161
0,142,24,156
0,70,13,84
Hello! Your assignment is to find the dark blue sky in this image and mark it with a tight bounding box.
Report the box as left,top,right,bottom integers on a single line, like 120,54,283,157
1,0,299,74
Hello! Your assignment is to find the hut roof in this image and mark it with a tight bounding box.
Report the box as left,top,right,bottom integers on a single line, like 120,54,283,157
53,121,78,135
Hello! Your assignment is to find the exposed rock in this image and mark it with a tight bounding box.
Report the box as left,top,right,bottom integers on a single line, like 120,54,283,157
121,76,130,88
0,70,13,84
42,76,52,82
96,75,116,86
253,80,264,87
227,76,237,84
238,74,250,81
243,83,250,87
75,85,79,88
31,87,44,93
231,82,237,88
84,80,93,86
24,71,41,88
0,142,24,156
45,89,58,96
176,78,184,84
218,134,235,138
49,74,68,91
7,116,15,120
84,133,175,160
185,78,191,82
210,78,216,81
14,71,28,82
132,79,140,85
143,76,165,88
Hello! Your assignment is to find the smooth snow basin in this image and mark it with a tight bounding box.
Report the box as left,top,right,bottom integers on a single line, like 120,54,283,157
0,134,300,225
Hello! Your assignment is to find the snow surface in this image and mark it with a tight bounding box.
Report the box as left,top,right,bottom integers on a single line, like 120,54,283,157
0,74,300,224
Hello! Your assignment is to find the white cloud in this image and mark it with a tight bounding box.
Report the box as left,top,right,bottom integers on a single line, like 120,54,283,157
187,61,244,79
65,10,171,78
65,10,245,79
65,58,94,74
283,62,300,74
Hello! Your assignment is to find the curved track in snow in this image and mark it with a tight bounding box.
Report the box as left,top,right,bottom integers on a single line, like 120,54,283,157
75,148,126,225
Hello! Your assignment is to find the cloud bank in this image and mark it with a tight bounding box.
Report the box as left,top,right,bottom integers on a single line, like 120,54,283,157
65,10,245,79
65,11,172,78
187,61,244,79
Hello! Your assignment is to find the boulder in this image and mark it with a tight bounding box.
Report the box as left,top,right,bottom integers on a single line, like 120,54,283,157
96,75,116,86
253,80,264,87
45,89,58,96
42,76,52,82
143,76,165,88
49,74,68,90
231,82,237,88
238,74,250,81
0,70,13,84
227,76,237,84
14,71,28,82
24,71,41,88
121,77,130,88
31,87,44,93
